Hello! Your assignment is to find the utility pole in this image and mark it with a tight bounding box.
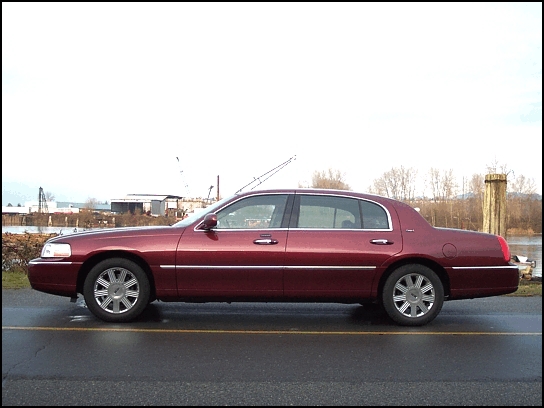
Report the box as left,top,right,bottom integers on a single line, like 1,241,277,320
483,174,507,237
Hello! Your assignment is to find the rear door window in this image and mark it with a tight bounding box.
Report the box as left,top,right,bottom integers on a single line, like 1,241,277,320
296,195,361,229
293,194,390,230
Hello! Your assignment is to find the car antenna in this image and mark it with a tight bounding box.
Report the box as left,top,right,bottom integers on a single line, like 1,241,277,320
235,155,296,194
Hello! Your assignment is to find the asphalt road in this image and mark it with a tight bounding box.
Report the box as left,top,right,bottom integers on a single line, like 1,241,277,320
2,289,542,406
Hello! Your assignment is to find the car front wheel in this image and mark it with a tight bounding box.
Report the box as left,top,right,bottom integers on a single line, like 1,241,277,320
382,264,444,326
83,258,150,323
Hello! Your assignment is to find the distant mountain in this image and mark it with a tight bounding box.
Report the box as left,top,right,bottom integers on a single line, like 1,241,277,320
455,192,542,200
2,181,39,206
507,192,543,200
2,181,93,206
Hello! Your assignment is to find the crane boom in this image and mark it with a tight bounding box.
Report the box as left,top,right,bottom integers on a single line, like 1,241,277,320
38,187,48,213
175,157,190,197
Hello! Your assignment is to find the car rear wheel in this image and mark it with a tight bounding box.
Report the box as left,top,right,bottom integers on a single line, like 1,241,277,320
382,264,444,326
83,258,150,323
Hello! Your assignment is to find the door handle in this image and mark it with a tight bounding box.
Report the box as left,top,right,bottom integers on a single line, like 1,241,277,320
370,239,394,245
253,239,279,245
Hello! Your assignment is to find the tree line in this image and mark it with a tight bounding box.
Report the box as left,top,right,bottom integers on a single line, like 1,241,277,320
303,165,542,234
7,164,541,234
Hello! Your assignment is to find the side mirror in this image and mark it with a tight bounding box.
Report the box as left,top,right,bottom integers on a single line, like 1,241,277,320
197,213,217,230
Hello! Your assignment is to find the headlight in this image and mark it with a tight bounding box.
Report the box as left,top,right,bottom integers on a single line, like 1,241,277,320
41,243,72,258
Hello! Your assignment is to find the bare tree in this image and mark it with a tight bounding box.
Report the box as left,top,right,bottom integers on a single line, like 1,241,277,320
428,168,442,201
368,166,418,200
468,174,485,198
368,167,540,232
485,159,510,174
507,174,539,233
441,169,458,200
85,197,99,210
399,166,418,200
508,174,537,195
368,177,390,197
45,191,55,202
427,168,458,201
309,168,351,190
369,170,398,198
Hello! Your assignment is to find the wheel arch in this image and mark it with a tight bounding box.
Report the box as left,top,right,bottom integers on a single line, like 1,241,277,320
76,251,157,301
377,257,451,302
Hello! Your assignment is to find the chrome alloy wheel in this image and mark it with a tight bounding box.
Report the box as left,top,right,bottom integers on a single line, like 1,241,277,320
391,273,435,318
92,267,140,314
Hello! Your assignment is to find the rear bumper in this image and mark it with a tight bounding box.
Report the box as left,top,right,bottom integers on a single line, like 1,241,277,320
447,265,520,300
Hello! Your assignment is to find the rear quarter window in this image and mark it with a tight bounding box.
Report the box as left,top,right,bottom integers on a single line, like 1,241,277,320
360,200,389,229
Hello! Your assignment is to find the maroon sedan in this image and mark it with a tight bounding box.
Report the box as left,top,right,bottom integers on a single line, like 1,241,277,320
28,189,519,326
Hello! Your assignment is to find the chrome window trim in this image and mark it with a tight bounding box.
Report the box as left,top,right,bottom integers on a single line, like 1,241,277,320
288,227,393,231
193,227,391,232
192,192,292,232
190,191,394,232
294,192,394,231
193,227,289,233
283,265,376,270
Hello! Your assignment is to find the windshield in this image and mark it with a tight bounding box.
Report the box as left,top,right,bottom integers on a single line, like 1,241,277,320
172,195,235,228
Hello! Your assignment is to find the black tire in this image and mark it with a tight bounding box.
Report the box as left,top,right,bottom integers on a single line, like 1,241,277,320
382,264,444,326
83,258,150,323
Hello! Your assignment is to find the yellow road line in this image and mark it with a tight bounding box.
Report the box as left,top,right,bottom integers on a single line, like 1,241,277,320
2,326,542,335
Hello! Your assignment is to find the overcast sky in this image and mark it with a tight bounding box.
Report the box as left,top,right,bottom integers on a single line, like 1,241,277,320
2,2,542,205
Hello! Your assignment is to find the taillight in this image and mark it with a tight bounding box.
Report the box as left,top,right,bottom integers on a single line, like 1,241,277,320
497,235,511,262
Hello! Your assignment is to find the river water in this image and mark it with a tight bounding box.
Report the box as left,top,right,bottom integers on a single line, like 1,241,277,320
2,226,94,236
2,226,541,278
506,235,542,278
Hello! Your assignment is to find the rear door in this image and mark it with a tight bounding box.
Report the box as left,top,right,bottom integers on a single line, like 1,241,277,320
284,193,403,298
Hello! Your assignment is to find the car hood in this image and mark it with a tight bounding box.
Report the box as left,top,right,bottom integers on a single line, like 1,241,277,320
45,225,182,243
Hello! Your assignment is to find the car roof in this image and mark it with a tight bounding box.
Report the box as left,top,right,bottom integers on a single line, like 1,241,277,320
235,188,391,202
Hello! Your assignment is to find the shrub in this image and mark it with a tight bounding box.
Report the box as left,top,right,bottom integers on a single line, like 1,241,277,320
1,232,55,274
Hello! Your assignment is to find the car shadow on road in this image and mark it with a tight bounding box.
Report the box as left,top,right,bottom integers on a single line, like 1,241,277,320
131,302,396,329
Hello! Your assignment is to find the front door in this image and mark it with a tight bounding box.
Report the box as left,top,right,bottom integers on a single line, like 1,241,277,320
175,193,291,298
